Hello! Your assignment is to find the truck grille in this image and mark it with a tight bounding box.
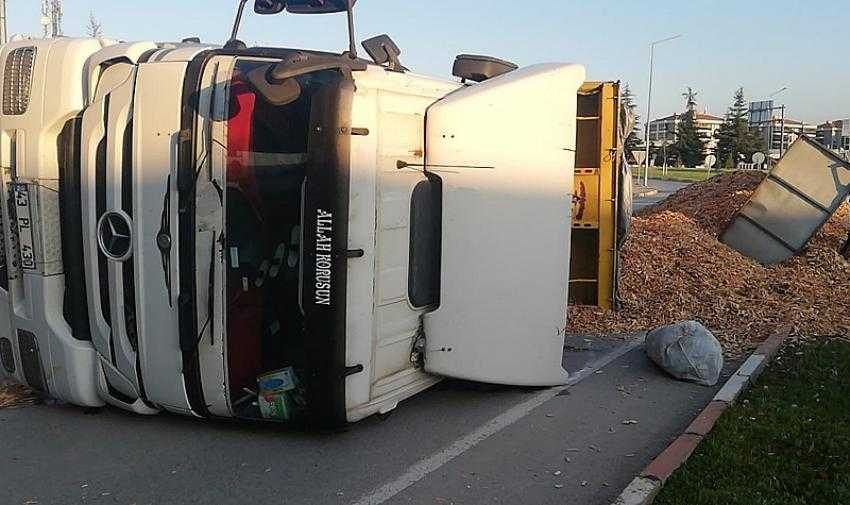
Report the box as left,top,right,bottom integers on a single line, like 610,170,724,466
2,47,36,116
0,337,14,374
17,330,46,392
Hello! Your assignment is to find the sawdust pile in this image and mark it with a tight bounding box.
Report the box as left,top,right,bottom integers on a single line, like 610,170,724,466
0,382,39,409
568,171,850,356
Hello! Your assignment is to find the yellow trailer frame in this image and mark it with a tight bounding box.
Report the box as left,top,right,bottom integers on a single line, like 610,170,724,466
570,81,622,310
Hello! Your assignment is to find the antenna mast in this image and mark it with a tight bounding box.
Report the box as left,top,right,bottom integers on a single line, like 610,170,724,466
41,0,63,38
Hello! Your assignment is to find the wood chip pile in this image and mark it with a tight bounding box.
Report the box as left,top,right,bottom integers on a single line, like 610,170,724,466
568,171,850,357
0,382,39,409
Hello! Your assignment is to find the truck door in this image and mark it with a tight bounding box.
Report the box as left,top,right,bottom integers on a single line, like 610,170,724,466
422,63,585,386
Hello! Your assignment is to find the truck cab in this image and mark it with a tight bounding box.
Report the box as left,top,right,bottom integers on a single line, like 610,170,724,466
0,4,584,426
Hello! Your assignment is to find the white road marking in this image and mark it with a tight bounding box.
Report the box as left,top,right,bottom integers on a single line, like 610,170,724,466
348,335,646,505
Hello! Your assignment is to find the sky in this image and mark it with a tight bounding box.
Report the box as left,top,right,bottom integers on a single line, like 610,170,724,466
6,0,849,125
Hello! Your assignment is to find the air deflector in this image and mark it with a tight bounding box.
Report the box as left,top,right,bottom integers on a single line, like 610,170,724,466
422,63,586,386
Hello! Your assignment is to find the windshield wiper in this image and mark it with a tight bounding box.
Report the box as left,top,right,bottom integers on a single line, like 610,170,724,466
207,233,219,345
157,175,173,306
182,231,219,358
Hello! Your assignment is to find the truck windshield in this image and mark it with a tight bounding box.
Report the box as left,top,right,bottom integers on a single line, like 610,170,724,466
225,60,324,420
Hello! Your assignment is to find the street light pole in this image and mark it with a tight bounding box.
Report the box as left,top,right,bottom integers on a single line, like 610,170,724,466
643,34,682,187
643,47,655,186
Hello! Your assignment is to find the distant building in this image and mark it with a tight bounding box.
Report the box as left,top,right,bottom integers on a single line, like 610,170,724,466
747,101,821,159
749,116,816,159
647,111,723,155
816,119,850,154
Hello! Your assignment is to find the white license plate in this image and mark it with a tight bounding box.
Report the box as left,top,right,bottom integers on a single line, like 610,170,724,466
12,183,36,271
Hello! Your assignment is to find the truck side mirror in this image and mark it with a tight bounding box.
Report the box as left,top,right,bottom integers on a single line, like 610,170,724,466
362,34,404,71
284,0,355,14
254,0,287,14
246,65,302,106
452,54,518,84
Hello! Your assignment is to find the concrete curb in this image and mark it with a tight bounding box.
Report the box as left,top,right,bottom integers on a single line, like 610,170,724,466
611,325,793,505
634,187,659,198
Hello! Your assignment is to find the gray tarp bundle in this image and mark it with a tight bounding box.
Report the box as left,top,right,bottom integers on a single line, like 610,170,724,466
646,321,724,387
616,98,635,245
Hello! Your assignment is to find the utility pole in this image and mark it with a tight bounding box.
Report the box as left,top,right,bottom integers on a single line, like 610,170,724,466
643,34,682,187
767,87,788,159
753,87,788,161
0,0,7,45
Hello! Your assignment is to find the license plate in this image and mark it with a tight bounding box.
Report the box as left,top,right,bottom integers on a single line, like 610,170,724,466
12,183,36,271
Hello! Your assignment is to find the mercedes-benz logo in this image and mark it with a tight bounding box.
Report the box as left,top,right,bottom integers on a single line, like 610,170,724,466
97,211,133,261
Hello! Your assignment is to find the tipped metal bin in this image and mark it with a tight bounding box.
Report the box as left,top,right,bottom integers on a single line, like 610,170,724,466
720,136,850,264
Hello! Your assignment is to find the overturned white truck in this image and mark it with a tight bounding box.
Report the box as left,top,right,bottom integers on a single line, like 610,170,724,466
0,0,584,426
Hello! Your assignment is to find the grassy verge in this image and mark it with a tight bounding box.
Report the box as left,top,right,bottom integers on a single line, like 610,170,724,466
654,339,850,505
642,167,720,183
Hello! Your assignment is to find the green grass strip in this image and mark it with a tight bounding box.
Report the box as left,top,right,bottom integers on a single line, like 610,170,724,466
655,339,850,505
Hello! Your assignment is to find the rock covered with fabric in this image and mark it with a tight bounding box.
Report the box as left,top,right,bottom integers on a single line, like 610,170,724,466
645,321,724,386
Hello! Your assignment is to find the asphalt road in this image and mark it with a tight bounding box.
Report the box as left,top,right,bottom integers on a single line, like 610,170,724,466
0,335,735,505
634,179,692,211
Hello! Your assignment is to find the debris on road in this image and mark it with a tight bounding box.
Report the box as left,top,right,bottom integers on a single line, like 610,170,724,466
0,382,39,409
647,171,765,235
645,321,724,386
569,171,850,357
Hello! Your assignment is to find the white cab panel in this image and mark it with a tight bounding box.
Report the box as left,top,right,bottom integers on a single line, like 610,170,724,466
85,41,157,104
345,67,458,422
423,63,585,386
132,61,192,414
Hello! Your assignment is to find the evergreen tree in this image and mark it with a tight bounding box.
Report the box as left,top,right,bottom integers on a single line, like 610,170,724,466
673,88,706,167
715,87,764,168
675,113,707,167
86,11,103,38
620,84,643,155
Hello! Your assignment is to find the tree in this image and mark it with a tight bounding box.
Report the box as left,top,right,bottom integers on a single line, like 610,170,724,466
87,11,103,38
620,84,643,155
652,138,677,167
673,88,706,167
715,88,764,168
683,87,698,113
